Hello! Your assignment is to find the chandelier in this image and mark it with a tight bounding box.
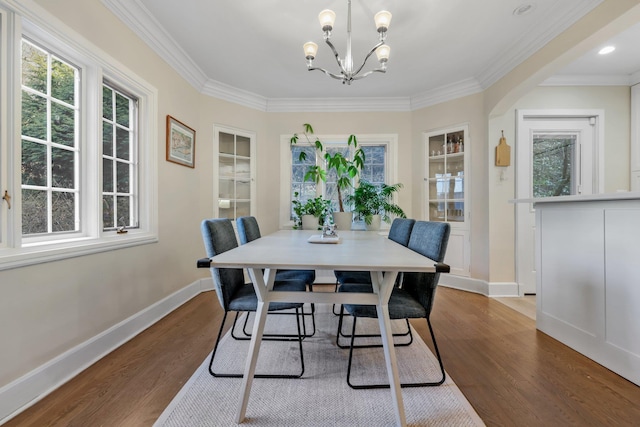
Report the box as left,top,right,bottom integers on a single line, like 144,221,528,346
303,0,392,85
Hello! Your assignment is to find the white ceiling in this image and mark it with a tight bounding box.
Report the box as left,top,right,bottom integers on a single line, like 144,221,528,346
102,0,640,110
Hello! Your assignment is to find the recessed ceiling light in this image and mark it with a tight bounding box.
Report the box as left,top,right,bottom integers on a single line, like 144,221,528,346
513,3,536,16
598,46,615,55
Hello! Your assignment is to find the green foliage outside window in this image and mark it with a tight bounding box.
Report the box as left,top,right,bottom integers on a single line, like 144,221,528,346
532,135,575,198
21,39,77,234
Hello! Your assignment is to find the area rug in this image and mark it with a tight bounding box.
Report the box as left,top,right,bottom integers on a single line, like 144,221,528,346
154,305,484,426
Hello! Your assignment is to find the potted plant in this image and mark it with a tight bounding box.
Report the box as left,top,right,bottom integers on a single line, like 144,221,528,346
290,123,365,231
292,192,332,230
347,180,407,231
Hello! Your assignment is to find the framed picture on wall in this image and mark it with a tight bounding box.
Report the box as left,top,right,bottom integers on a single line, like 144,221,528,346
166,115,196,168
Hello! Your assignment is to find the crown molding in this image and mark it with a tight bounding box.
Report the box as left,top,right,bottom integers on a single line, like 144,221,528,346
102,0,605,113
201,79,268,112
101,0,208,91
99,0,482,112
541,74,634,86
476,0,604,89
266,97,411,113
410,78,484,111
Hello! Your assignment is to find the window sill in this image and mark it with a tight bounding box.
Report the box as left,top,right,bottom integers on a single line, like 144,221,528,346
0,231,158,271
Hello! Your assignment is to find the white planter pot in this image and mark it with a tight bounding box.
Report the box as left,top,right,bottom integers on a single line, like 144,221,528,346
332,211,353,231
365,214,382,231
301,215,319,230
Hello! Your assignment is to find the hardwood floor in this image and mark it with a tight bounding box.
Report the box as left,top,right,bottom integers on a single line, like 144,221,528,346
494,295,536,320
5,286,640,426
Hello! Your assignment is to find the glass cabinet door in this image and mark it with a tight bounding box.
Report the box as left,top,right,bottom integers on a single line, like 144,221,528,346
424,125,470,277
426,128,466,223
215,127,255,220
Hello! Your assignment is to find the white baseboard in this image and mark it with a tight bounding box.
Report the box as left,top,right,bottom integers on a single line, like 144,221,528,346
439,275,519,297
0,278,212,425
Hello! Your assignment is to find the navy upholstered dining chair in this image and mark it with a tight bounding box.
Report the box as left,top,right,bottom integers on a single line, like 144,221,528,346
200,218,307,378
338,220,451,389
333,218,416,290
236,216,317,337
335,218,416,345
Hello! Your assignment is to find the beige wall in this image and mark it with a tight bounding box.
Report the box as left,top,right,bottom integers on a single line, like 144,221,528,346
481,0,640,284
0,0,215,386
487,85,631,283
411,94,489,281
2,0,639,401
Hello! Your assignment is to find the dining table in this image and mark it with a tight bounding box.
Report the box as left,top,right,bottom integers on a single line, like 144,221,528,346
202,228,449,427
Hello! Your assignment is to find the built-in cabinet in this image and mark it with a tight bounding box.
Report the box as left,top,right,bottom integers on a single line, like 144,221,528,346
424,125,470,276
213,125,256,220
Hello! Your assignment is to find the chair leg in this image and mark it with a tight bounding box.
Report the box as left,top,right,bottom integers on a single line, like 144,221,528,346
238,282,316,338
332,280,341,315
345,316,445,389
240,305,315,339
209,309,305,379
336,306,413,349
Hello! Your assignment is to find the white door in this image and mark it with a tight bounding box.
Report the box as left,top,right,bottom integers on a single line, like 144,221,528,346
516,112,600,295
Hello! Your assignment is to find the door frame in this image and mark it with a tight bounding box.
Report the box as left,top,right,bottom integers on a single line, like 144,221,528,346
515,109,605,295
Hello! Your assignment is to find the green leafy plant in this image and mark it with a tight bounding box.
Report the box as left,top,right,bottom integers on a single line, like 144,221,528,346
346,180,407,225
290,123,365,212
291,192,332,229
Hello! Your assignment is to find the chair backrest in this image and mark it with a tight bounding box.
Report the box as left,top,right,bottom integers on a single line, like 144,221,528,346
201,218,246,310
388,218,415,246
403,221,451,314
236,216,261,244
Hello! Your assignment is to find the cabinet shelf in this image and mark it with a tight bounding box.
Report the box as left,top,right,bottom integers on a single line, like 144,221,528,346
428,151,464,160
219,153,250,161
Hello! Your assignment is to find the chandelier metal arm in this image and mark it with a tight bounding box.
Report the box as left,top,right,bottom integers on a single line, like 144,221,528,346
324,37,348,75
307,66,347,81
350,40,385,77
349,68,386,81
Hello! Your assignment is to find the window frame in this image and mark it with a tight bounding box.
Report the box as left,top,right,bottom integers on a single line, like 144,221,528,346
101,80,140,231
280,133,398,229
0,3,158,271
20,36,82,239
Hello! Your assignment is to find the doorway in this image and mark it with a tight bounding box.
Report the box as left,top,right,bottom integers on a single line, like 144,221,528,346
515,110,603,295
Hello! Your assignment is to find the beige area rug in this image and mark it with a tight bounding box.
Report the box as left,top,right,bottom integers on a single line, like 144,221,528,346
155,305,484,426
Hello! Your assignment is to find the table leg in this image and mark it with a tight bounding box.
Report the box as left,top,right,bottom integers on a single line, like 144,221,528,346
236,268,273,423
374,272,407,427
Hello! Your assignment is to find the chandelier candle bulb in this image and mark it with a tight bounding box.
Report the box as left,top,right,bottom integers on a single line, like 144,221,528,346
318,9,336,32
376,44,391,62
304,42,318,59
374,10,392,33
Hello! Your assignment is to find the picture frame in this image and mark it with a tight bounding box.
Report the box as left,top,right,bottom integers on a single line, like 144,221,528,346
166,115,196,168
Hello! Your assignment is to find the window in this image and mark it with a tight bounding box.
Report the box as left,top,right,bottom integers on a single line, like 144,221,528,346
532,133,576,197
102,83,138,230
0,6,157,270
360,145,386,186
291,143,389,214
281,134,397,227
21,39,80,236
